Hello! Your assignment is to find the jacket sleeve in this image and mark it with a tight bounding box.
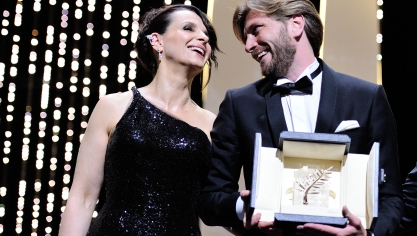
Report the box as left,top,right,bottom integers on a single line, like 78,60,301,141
369,86,403,236
397,164,417,232
198,90,245,228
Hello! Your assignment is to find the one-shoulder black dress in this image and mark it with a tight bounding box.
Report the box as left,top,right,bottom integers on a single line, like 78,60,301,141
86,87,211,235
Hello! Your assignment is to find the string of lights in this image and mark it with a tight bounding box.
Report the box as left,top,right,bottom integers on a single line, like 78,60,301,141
376,0,383,85
0,0,206,235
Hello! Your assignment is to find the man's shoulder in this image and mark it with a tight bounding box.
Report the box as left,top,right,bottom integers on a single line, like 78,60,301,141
322,63,380,94
335,71,377,87
321,59,379,90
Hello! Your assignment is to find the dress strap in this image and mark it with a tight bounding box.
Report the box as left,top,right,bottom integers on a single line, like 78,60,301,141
131,86,141,100
131,85,138,95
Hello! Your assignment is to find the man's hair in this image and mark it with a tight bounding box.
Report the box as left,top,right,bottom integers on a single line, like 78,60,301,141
233,0,323,57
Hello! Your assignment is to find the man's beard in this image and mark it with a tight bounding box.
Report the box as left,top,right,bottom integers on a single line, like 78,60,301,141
261,28,296,78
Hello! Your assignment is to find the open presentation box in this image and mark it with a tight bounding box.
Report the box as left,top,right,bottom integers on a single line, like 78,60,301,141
250,131,380,230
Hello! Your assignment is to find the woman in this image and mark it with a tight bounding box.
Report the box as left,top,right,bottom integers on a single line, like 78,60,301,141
58,4,220,235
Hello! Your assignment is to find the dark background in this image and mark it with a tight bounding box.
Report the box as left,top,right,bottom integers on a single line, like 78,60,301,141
1,0,416,235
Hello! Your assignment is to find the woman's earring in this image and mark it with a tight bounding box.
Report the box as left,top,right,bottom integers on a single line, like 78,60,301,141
158,48,162,59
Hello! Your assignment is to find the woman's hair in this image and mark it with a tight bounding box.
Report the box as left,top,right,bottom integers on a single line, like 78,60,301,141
233,0,323,57
135,4,220,86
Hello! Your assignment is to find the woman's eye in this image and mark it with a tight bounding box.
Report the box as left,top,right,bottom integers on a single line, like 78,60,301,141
184,26,193,31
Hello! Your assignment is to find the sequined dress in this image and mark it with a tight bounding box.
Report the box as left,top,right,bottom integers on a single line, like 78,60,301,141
87,87,211,236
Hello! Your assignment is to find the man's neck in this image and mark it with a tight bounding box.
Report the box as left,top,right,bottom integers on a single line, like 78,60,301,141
285,55,317,82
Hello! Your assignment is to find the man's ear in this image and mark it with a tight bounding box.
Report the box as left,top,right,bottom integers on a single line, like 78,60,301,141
288,14,305,38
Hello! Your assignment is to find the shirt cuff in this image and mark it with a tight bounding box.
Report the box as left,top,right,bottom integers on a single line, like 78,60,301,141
236,196,244,221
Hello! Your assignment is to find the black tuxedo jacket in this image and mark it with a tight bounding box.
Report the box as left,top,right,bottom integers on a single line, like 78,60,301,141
198,59,403,236
397,163,417,233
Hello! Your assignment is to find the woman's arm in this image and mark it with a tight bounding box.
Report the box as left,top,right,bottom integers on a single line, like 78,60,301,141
58,92,132,236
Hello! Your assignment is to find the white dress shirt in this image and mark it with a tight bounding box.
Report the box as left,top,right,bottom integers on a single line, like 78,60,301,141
279,59,322,132
236,59,322,220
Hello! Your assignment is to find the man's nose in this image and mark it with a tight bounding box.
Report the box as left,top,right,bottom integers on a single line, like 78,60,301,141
245,35,256,53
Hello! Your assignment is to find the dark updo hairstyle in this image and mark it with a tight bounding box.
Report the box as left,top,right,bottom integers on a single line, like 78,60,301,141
135,4,220,86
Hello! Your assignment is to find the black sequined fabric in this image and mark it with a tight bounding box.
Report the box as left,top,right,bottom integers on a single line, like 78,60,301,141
87,87,211,236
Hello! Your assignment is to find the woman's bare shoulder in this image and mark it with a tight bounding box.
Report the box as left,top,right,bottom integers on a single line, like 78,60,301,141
89,90,134,130
98,90,133,108
192,106,216,140
93,90,132,114
199,107,216,125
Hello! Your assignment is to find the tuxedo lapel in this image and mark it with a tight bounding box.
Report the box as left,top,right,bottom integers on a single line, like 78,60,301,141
265,90,288,147
315,61,338,133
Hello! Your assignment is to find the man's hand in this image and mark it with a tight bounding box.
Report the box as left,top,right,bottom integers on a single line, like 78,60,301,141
241,190,283,236
241,190,260,229
296,206,368,236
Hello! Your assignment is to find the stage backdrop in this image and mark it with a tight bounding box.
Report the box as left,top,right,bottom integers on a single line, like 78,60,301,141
2,1,412,236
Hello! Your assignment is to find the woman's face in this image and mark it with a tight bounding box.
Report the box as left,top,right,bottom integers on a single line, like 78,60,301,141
160,10,211,73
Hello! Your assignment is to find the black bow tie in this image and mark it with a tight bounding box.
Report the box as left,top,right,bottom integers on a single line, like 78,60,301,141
271,66,322,95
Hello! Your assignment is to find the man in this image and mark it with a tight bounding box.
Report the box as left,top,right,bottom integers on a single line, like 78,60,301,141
396,163,417,234
198,0,403,235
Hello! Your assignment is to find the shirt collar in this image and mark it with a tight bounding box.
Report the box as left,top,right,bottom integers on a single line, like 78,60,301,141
276,59,320,86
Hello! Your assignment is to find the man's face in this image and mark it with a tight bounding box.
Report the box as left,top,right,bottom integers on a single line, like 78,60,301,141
243,11,296,78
